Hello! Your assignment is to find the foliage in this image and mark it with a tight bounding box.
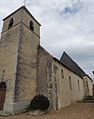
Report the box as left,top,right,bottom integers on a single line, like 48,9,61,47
27,95,50,111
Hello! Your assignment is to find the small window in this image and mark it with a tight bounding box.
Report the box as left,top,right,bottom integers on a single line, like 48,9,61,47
8,18,13,29
30,21,34,31
78,80,80,91
69,76,72,90
54,65,58,75
86,80,89,92
61,69,64,78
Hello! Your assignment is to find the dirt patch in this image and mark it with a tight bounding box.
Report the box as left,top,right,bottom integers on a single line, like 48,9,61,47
1,103,94,119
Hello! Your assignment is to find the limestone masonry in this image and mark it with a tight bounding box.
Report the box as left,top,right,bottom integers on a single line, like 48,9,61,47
0,6,93,114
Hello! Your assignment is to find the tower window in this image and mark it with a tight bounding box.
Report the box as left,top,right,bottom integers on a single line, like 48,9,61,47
30,21,34,31
8,18,13,29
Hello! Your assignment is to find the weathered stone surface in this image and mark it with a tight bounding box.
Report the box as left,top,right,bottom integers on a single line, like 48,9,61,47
0,6,93,115
0,24,21,112
0,6,40,113
37,46,53,109
53,59,85,109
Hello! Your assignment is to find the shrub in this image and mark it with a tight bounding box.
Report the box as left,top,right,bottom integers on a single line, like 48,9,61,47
27,95,50,111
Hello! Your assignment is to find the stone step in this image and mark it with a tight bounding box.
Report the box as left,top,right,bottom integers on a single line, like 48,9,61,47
0,111,10,116
83,96,94,100
82,100,94,103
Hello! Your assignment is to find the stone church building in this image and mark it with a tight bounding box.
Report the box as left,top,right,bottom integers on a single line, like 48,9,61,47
0,6,93,114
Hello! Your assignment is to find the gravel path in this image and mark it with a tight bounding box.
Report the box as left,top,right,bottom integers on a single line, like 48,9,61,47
0,103,94,119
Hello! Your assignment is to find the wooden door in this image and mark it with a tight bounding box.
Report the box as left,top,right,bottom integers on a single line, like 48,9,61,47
0,82,6,110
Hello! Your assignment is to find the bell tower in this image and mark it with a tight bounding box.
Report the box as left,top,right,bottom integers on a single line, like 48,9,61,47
0,6,41,113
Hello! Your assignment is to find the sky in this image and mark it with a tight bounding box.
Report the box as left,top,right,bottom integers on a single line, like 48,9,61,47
0,0,94,79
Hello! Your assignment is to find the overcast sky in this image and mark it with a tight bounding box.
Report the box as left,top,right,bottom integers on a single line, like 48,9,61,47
0,0,94,79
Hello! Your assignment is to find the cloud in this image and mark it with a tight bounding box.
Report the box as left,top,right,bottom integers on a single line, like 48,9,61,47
0,0,94,79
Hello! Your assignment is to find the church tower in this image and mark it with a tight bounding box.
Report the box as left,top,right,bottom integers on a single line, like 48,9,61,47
0,6,41,113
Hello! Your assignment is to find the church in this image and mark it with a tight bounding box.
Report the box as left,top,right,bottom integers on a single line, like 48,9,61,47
0,6,93,114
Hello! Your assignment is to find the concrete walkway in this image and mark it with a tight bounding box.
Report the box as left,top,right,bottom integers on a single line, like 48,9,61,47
0,103,94,119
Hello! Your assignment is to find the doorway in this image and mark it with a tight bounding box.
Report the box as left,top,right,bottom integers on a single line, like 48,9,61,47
0,82,6,110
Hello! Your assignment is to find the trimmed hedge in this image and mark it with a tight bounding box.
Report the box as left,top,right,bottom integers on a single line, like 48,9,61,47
27,95,50,111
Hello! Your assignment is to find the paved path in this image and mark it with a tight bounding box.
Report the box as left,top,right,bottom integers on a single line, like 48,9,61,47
0,103,94,119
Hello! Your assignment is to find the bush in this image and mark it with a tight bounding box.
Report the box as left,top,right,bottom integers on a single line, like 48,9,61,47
27,95,50,111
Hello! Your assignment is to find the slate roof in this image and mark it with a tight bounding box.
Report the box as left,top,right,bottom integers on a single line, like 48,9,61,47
60,51,86,77
53,57,83,78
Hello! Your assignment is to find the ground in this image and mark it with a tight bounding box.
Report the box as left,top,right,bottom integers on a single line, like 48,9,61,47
1,103,94,119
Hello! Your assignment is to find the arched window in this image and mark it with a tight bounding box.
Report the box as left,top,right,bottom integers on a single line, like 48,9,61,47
8,18,13,29
30,21,34,31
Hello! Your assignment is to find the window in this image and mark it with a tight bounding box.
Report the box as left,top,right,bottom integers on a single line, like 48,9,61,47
30,21,34,31
61,69,64,78
86,80,89,92
8,18,13,29
54,65,58,76
69,76,72,90
78,80,80,91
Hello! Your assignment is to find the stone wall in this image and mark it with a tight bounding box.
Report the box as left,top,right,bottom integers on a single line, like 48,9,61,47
22,8,40,37
53,59,85,110
37,46,54,109
83,76,93,96
14,24,40,103
0,6,41,113
2,9,22,33
0,24,21,112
